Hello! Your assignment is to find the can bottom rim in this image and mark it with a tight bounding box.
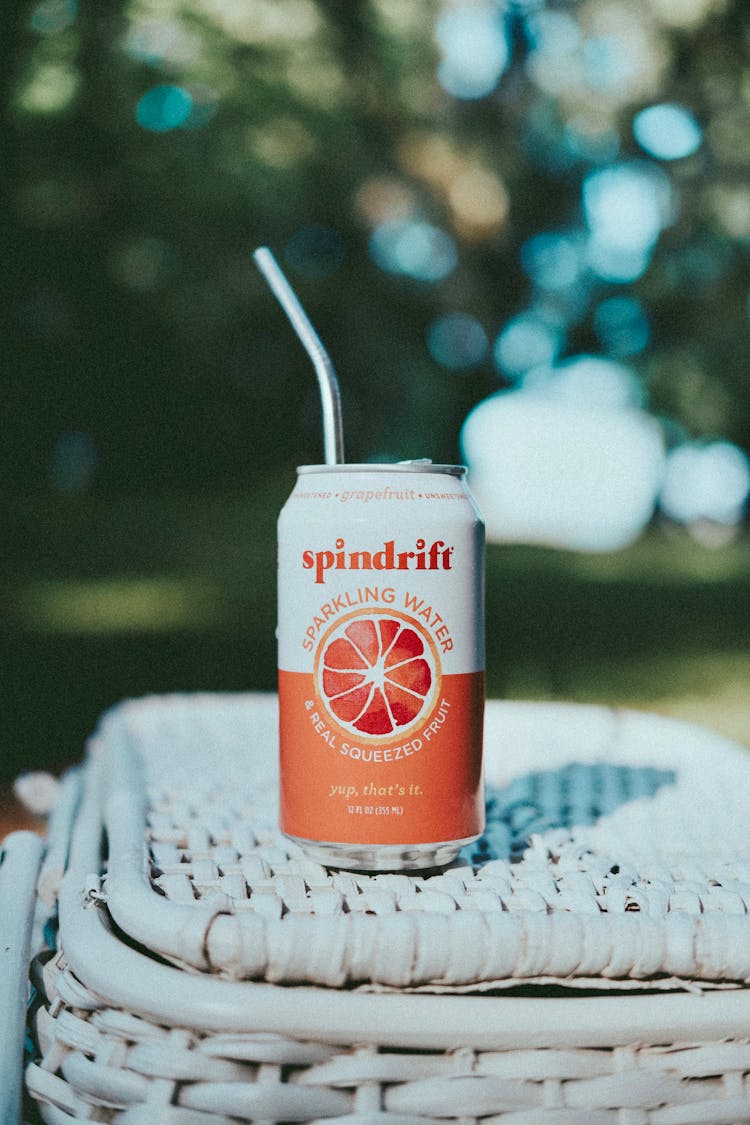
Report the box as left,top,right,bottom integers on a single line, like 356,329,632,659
284,833,479,873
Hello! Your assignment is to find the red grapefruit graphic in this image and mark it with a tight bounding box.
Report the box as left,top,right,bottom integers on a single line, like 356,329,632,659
316,610,439,738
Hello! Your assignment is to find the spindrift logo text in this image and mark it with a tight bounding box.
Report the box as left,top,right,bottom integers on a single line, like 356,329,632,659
302,538,454,584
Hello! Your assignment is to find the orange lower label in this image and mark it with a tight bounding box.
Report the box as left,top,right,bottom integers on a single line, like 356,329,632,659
278,668,485,845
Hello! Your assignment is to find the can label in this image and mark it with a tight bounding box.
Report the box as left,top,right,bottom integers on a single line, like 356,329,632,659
278,467,484,847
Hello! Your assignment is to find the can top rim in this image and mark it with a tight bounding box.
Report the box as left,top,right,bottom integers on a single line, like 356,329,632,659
297,462,467,477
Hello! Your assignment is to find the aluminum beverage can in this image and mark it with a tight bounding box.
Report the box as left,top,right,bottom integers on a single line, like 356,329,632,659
277,462,485,871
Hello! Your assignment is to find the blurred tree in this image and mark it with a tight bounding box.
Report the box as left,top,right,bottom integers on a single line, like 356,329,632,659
4,0,750,779
2,0,750,505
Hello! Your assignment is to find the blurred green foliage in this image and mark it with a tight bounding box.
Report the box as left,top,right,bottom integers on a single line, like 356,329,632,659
3,0,750,774
5,0,750,492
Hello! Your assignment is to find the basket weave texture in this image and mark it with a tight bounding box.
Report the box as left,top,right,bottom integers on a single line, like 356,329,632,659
96,693,750,989
16,693,750,1123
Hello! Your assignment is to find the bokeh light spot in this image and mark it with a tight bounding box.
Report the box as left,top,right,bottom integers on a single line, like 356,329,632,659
648,0,719,28
435,5,509,100
660,441,750,527
355,177,415,225
594,296,650,356
30,0,76,34
284,226,345,280
584,161,673,280
461,391,665,551
583,35,635,93
19,64,79,114
521,231,585,292
369,220,458,282
634,103,702,161
397,132,466,190
711,184,750,241
493,313,562,378
523,355,644,410
448,168,509,234
565,115,620,164
124,18,202,67
427,313,488,371
136,85,193,132
199,0,321,46
251,118,316,168
525,10,581,97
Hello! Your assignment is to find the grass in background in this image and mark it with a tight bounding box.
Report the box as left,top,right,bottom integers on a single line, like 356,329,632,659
485,536,750,746
2,487,749,780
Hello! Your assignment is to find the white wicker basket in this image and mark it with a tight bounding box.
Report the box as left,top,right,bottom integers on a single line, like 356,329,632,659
16,693,750,1122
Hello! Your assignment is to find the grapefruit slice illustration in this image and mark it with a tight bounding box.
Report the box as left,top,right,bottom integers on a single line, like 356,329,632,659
317,611,438,737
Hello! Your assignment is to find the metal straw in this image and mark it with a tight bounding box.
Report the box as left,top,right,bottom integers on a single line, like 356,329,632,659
253,246,344,465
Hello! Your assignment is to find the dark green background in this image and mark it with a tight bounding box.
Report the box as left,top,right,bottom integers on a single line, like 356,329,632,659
3,0,750,777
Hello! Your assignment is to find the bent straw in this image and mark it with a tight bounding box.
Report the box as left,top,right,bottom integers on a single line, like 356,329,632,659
253,246,344,465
